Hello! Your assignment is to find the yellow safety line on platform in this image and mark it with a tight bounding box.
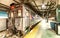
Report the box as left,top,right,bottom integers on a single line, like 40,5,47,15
24,23,41,38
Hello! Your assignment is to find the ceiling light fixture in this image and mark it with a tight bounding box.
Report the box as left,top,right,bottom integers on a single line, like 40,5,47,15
42,4,46,9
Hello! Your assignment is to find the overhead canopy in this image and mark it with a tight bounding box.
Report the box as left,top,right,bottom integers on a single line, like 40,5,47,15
0,11,8,18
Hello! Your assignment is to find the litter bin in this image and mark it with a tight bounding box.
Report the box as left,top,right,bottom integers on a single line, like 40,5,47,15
55,23,60,35
50,22,55,30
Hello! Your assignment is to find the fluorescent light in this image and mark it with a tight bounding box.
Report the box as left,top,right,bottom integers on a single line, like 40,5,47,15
42,4,46,9
0,16,8,18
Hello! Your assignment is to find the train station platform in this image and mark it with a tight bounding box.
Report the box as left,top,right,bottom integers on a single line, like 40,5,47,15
0,20,60,38
24,21,60,38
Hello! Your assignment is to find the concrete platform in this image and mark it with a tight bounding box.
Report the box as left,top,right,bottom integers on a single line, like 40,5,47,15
24,22,60,38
